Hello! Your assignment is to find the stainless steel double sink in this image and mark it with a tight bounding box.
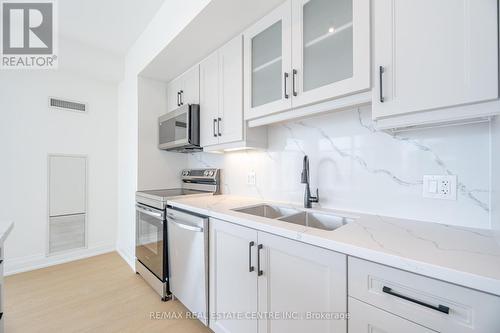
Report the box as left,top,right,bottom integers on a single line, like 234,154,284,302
232,204,355,231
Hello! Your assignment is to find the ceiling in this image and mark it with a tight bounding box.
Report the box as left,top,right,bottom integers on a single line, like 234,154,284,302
140,0,285,82
59,0,167,56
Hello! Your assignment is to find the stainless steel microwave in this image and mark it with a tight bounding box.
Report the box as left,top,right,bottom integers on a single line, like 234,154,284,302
158,104,201,152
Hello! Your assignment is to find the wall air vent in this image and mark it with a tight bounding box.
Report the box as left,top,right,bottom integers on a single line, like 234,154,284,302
49,97,87,113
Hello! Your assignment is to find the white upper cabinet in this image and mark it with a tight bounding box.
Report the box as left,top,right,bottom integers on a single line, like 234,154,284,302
373,0,499,121
167,75,183,113
166,65,200,113
200,35,267,150
218,35,244,144
200,51,220,147
291,0,370,109
244,0,370,120
244,1,293,120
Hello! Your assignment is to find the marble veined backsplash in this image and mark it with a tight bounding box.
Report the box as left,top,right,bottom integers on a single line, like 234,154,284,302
188,107,492,229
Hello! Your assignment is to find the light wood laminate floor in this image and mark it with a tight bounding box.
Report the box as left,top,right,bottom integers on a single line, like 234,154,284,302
5,252,212,333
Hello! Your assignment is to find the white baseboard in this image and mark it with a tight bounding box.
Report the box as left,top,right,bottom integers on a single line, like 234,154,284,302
4,243,115,276
116,246,135,272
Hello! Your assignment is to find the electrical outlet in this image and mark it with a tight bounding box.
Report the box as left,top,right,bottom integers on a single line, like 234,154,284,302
247,171,256,185
422,175,457,200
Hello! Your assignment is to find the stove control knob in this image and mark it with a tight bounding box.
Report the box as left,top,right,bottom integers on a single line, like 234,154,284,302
209,170,214,176
183,170,189,176
204,170,209,176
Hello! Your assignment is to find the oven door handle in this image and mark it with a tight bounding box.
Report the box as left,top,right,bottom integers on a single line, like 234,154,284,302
136,205,164,220
168,218,204,233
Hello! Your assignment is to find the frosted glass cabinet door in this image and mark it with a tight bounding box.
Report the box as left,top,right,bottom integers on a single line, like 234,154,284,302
244,0,292,120
291,0,370,108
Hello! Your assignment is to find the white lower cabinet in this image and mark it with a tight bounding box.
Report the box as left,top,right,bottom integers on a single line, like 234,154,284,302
209,218,259,333
257,231,347,333
349,297,435,333
209,218,347,333
348,257,500,333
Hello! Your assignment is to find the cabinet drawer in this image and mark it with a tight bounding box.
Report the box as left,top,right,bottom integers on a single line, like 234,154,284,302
348,257,500,333
349,297,435,333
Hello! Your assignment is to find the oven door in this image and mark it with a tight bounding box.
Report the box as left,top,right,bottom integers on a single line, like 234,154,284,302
136,203,165,281
158,105,190,150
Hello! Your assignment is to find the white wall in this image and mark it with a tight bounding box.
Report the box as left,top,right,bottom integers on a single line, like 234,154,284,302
138,77,187,190
117,0,212,267
0,68,118,274
189,107,493,229
493,116,500,242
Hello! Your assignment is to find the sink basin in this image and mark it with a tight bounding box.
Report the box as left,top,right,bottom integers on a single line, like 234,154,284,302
278,211,353,231
233,204,299,219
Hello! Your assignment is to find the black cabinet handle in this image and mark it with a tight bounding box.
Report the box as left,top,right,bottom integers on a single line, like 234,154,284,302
379,66,385,103
284,72,289,99
179,90,184,105
213,119,217,137
217,117,222,136
177,92,180,106
382,286,450,314
257,244,263,276
0,312,3,320
292,69,298,97
248,241,255,272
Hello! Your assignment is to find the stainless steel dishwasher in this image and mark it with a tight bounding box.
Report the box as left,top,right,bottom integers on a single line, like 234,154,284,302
167,207,209,326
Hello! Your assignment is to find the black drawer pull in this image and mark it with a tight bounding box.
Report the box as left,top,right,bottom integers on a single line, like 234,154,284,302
284,72,289,99
257,244,263,276
292,69,298,97
379,66,385,103
382,286,450,314
248,241,255,272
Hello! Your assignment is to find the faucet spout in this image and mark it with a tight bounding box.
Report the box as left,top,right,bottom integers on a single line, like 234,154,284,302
301,155,319,208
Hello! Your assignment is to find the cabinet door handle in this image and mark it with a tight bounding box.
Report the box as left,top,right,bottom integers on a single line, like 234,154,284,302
179,90,184,105
382,286,450,314
379,66,385,103
257,244,263,276
292,69,298,97
284,72,289,99
217,117,222,136
177,92,180,107
248,241,255,272
213,119,217,137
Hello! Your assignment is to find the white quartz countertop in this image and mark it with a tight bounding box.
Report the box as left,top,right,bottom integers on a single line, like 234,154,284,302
0,221,14,244
168,195,500,297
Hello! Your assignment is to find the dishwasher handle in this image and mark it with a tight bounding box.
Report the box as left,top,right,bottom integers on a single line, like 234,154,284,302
136,204,164,220
168,216,204,233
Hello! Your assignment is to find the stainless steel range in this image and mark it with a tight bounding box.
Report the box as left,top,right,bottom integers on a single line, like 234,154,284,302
135,168,219,301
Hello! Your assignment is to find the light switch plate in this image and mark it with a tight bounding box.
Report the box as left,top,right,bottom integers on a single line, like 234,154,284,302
422,175,457,200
